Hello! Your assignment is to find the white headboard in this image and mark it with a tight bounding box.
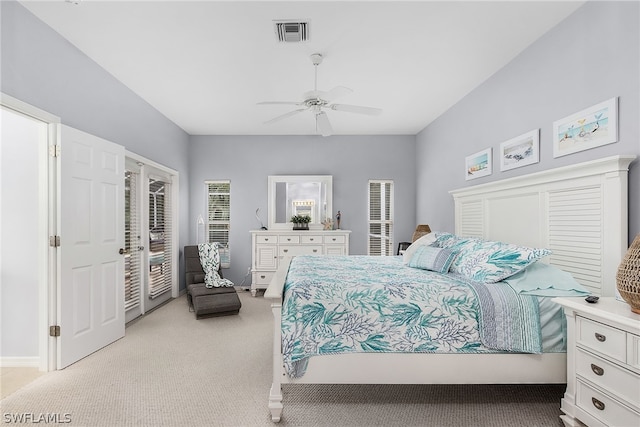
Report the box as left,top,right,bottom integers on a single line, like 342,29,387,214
450,155,635,296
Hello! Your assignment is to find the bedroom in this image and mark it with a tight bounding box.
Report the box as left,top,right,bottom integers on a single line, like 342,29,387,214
1,0,639,423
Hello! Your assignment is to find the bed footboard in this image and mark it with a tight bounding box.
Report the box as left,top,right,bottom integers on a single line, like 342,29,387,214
265,257,291,422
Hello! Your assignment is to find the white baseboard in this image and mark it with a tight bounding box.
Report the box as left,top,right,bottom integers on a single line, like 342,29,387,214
0,357,40,368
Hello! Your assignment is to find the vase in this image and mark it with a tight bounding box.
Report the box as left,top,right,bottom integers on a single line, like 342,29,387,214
616,234,640,314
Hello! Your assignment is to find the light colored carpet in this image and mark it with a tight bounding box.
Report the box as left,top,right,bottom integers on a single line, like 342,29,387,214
0,290,565,426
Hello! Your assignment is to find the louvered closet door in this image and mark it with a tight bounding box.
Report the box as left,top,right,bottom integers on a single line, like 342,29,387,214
146,175,173,311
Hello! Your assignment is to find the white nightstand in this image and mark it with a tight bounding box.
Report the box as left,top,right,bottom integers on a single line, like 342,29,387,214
554,297,640,427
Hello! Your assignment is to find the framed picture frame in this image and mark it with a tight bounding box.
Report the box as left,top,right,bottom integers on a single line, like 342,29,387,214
465,148,492,181
499,129,540,172
553,97,618,158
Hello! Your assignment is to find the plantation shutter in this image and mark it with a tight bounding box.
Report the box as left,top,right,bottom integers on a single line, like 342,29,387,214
148,177,173,299
206,181,231,268
368,180,394,256
124,171,141,311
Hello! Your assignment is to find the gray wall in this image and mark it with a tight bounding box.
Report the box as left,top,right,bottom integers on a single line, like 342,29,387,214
416,1,640,243
188,135,417,285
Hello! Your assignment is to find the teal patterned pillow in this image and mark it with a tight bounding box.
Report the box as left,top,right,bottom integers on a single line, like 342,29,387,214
449,238,551,283
408,246,458,273
432,232,466,249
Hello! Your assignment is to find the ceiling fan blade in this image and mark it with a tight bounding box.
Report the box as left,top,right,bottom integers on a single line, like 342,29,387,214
316,112,333,137
257,101,304,106
330,103,382,116
322,86,353,102
264,108,307,125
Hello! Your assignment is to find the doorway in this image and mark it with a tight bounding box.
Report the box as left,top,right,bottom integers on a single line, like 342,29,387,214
0,101,51,371
124,154,178,322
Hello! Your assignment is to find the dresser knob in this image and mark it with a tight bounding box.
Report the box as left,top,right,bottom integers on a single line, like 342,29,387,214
283,249,288,253
310,238,314,241
590,364,604,376
595,333,606,342
313,249,318,253
591,397,605,411
260,275,266,279
332,238,336,241
287,238,291,241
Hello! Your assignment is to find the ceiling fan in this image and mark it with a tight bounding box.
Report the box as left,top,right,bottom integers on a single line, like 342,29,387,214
258,53,382,137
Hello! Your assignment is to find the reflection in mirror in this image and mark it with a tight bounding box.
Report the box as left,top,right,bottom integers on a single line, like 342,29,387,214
268,175,332,230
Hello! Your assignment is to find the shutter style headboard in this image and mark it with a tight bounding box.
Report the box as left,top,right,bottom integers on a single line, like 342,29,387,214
450,155,635,296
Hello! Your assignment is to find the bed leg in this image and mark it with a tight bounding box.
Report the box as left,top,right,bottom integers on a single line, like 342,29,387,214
269,383,283,422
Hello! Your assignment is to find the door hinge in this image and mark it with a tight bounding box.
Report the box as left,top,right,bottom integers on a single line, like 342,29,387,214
49,235,61,247
49,325,61,337
49,145,61,157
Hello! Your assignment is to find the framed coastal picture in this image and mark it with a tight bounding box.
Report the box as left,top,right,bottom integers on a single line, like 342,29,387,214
499,129,540,171
465,148,492,181
553,97,618,158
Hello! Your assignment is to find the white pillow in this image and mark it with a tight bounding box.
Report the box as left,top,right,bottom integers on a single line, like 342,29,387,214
402,233,436,264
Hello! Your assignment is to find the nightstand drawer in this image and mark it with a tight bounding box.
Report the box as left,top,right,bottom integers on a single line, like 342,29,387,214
629,333,640,371
279,235,300,244
576,348,640,409
576,380,640,427
324,235,345,244
300,235,322,244
577,316,627,363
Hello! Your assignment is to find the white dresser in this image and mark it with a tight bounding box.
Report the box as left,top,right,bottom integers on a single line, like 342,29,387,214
250,230,351,296
554,297,640,427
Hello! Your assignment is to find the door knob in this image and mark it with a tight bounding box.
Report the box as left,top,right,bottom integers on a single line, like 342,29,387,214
119,248,125,255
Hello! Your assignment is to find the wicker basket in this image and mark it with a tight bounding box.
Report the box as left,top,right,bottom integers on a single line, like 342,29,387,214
411,224,432,242
616,234,640,314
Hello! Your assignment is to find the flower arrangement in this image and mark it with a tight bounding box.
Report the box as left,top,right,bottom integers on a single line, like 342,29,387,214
290,215,311,230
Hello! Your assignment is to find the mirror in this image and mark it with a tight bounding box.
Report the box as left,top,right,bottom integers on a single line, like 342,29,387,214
268,175,332,230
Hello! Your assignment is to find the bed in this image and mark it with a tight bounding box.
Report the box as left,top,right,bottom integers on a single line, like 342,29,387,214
264,155,635,422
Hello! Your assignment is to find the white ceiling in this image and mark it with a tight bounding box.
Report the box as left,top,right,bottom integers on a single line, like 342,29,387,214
20,1,584,136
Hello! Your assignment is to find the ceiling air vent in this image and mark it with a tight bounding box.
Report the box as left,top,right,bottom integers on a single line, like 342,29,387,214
274,21,309,43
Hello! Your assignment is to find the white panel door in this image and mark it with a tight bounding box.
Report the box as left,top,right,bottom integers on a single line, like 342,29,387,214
59,125,125,368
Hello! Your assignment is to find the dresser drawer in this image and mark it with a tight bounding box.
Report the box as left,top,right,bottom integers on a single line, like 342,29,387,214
576,347,640,409
576,380,640,427
325,245,346,256
577,316,627,363
300,235,322,244
256,235,277,244
254,271,274,285
279,235,300,244
279,245,322,257
324,235,345,244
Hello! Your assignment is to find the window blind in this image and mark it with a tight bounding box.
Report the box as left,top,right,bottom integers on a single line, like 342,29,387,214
124,171,141,311
368,180,394,256
148,178,172,299
206,181,231,268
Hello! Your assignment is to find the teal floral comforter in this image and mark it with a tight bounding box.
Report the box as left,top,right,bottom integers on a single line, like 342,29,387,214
281,255,541,378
